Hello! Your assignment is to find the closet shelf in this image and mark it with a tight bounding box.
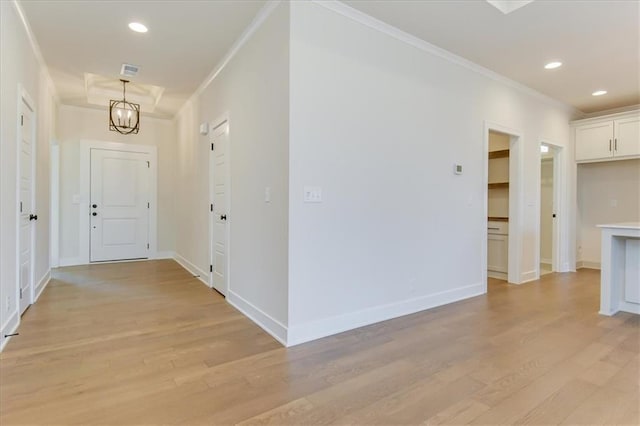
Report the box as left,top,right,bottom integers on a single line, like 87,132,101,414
488,182,509,189
489,150,510,159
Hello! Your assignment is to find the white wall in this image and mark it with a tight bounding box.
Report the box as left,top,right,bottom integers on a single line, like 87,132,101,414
577,159,640,267
1,1,57,350
287,1,575,345
174,2,290,338
57,105,176,263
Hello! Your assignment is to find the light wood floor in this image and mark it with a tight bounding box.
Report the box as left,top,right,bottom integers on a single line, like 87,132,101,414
1,261,638,425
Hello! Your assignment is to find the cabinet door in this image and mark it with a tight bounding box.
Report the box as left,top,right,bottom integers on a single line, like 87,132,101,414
614,116,640,158
488,234,508,273
575,121,613,162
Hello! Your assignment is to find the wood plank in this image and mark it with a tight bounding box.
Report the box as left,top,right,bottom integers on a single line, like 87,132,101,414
0,260,637,425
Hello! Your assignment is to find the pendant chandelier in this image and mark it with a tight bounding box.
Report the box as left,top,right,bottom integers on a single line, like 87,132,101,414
109,79,140,134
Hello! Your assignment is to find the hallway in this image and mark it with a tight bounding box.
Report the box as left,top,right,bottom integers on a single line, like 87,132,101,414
1,261,638,425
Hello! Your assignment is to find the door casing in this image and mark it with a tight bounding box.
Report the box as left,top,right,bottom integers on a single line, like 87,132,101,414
209,115,231,296
78,140,158,265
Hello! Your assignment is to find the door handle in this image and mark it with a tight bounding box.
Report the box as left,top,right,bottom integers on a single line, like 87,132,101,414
29,214,38,221
614,138,617,151
220,214,227,221
92,212,97,216
609,139,612,151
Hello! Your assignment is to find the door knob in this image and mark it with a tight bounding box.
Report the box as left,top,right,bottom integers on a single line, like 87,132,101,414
29,214,38,221
220,214,227,221
92,212,97,216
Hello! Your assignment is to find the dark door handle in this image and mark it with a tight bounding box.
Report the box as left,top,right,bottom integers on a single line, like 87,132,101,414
552,214,556,218
29,214,38,221
92,212,97,216
220,214,227,221
92,204,98,208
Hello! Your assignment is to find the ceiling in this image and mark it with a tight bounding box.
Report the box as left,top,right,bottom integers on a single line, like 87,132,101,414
344,0,639,114
20,1,639,117
20,0,266,118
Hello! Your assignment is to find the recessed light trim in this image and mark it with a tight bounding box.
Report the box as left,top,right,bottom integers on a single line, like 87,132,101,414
128,22,148,33
592,90,607,96
544,61,562,70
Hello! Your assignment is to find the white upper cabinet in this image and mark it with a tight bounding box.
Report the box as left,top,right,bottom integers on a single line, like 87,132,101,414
574,111,640,163
614,115,640,158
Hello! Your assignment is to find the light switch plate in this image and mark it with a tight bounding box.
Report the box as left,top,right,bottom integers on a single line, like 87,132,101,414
304,186,322,203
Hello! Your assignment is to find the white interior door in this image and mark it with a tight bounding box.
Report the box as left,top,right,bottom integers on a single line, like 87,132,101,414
90,149,150,262
210,122,229,295
18,98,35,314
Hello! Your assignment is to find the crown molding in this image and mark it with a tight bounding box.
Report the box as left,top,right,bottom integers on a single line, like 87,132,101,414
176,0,282,118
314,0,581,117
12,0,60,103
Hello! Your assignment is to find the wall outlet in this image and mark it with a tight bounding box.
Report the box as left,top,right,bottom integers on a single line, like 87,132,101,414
304,186,322,203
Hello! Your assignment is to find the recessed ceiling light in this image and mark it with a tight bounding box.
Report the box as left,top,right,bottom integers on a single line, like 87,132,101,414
592,90,607,96
544,61,562,70
128,22,148,33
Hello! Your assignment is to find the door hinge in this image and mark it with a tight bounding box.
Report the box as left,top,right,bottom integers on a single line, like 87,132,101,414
147,243,149,249
147,161,150,168
20,201,23,213
19,288,23,299
147,202,150,209
210,204,213,212
211,142,214,151
210,265,213,273
21,115,23,126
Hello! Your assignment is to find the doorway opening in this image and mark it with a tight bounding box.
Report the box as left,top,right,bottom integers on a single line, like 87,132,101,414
483,122,523,290
209,119,230,296
17,87,37,315
538,142,564,277
78,141,158,265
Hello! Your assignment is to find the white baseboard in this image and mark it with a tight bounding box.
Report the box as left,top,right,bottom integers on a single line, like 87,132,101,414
59,257,84,267
173,253,209,287
520,270,538,284
34,270,51,302
287,282,484,347
488,271,507,280
155,250,175,259
226,290,288,346
540,259,552,267
577,260,601,270
0,309,20,352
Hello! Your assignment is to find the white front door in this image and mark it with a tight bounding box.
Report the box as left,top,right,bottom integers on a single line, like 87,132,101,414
18,98,35,314
90,149,150,262
210,122,229,295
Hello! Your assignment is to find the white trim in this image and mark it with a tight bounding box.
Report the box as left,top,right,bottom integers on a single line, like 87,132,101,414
155,250,175,260
573,107,640,123
577,260,601,270
287,282,484,347
79,140,158,264
59,257,84,267
519,270,538,284
483,122,525,286
34,270,51,302
173,253,209,287
50,143,60,267
0,310,20,352
227,290,288,346
17,85,37,314
177,1,282,117
314,1,579,117
209,114,231,294
535,141,568,279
